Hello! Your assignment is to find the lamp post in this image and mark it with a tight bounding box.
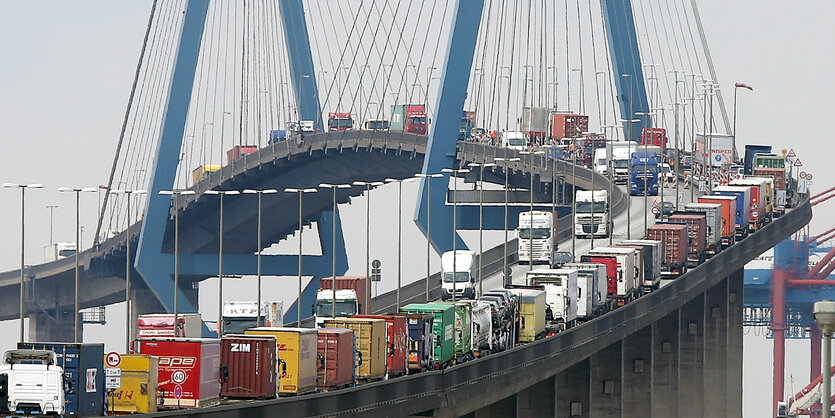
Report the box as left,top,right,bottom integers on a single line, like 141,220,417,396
284,188,318,325
58,186,97,342
204,190,241,336
466,163,494,296
352,181,384,312
814,300,835,416
440,169,469,301
601,125,620,245
636,111,655,232
519,151,544,269
619,119,641,239
158,190,196,336
494,157,520,286
384,178,415,309
732,82,753,162
111,189,147,351
669,70,685,210
318,183,352,320
242,189,278,327
413,174,443,302
3,183,44,343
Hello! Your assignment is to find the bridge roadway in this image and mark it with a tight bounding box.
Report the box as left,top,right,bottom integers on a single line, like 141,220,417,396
143,202,810,416
0,131,607,333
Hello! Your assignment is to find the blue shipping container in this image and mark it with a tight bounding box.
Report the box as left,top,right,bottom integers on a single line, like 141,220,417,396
18,342,104,416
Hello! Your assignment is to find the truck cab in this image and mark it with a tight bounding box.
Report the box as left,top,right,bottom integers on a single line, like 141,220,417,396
363,119,390,130
43,242,76,263
222,301,284,335
501,131,528,150
574,190,610,238
611,142,638,184
314,289,360,328
629,152,660,196
525,269,579,331
0,350,65,416
441,250,477,300
518,211,556,266
327,112,353,131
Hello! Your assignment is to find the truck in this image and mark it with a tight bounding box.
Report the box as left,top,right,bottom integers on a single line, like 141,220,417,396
579,134,607,168
712,185,752,238
322,318,387,382
563,262,609,316
226,145,258,162
583,247,638,306
134,338,221,408
752,153,792,207
315,276,369,327
244,327,318,395
508,288,547,342
441,250,478,300
222,301,284,335
362,119,390,130
621,239,662,292
525,269,579,331
522,107,551,142
668,213,708,267
137,313,204,338
611,141,639,184
551,113,589,139
459,111,475,141
354,314,409,377
683,204,724,257
743,144,772,175
518,211,557,265
641,128,668,149
754,167,787,216
697,196,738,248
469,301,493,357
629,151,660,196
16,343,104,416
43,242,76,263
646,223,689,280
220,335,277,399
731,177,771,227
327,112,353,131
399,314,434,372
501,131,528,150
390,104,427,134
0,350,65,416
400,304,456,369
574,190,610,238
593,147,608,175
437,301,473,363
694,133,734,167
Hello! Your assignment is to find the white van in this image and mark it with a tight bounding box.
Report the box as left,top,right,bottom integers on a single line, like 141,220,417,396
441,250,478,300
501,131,528,150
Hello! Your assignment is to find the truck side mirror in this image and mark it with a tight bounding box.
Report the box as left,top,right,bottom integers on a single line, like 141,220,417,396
220,364,229,383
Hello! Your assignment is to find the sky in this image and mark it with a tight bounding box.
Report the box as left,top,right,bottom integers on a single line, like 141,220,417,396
1,1,834,416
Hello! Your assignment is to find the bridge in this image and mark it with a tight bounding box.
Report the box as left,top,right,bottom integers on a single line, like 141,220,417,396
0,0,800,416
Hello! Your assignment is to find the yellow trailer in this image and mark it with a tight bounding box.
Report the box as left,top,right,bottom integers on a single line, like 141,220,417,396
245,327,317,395
322,318,386,380
104,354,158,414
191,165,222,186
511,289,546,342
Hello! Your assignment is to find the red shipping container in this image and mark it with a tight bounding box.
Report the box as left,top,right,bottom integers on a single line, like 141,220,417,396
319,276,370,314
227,145,258,163
668,214,707,266
641,128,668,149
551,113,589,139
754,167,786,190
579,254,618,297
135,338,221,409
647,223,689,276
317,328,355,390
220,335,277,399
354,314,408,377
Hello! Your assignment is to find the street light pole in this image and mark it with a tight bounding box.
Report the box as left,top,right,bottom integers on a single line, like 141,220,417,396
494,157,520,286
158,190,196,336
520,151,544,269
284,188,318,325
413,174,443,302
243,189,278,327
59,186,97,343
4,183,44,343
352,181,384,312
318,183,351,319
441,169,469,301
384,178,415,309
466,164,494,296
205,190,241,336
732,82,753,162
112,189,147,351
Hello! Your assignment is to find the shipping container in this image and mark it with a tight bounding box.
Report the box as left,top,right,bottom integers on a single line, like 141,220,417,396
321,318,387,381
508,288,546,342
683,203,723,256
137,313,203,338
712,185,752,237
586,247,638,304
107,354,158,414
730,177,771,227
641,127,668,149
435,301,473,361
668,214,707,267
398,314,434,371
754,167,787,215
244,327,317,395
220,335,277,399
743,145,772,175
647,223,689,279
621,240,662,291
563,262,610,316
354,314,408,376
697,196,738,247
17,342,104,417
316,328,355,390
318,276,370,315
551,113,589,139
191,165,222,186
521,107,551,139
400,304,456,368
133,338,220,409
226,145,258,163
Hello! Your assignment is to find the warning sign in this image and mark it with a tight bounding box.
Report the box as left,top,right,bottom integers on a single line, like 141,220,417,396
787,149,796,158
794,158,803,167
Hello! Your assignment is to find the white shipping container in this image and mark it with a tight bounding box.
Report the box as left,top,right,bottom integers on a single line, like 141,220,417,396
694,133,734,167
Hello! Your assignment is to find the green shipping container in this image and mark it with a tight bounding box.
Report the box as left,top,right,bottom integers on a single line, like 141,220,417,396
390,105,406,131
400,303,455,367
437,301,472,358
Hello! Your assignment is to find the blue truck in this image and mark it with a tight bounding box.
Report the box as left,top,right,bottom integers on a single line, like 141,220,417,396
629,152,660,196
712,185,751,239
743,144,772,175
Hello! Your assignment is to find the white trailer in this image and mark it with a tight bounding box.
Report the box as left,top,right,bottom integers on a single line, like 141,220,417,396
587,246,638,303
43,242,76,263
563,262,609,316
525,268,579,330
0,350,65,416
622,239,662,292
694,133,734,167
469,300,494,356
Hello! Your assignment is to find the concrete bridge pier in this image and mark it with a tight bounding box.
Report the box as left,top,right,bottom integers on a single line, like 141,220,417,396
28,306,79,343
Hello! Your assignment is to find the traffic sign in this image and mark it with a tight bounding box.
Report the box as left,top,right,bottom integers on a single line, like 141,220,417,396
371,259,382,282
794,158,803,167
174,385,183,399
172,370,187,384
787,149,796,158
105,368,121,389
781,149,787,156
105,352,121,368
800,171,808,180
371,259,381,269
807,173,814,181
105,368,121,377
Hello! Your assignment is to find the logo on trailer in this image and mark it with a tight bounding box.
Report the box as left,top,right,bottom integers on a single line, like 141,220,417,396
230,343,251,353
159,357,197,368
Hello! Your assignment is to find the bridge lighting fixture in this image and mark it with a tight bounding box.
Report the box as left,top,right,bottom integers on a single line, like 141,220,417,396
59,186,98,342
111,189,147,351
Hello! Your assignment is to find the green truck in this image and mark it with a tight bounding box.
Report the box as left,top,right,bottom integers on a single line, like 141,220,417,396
400,303,455,369
438,301,475,363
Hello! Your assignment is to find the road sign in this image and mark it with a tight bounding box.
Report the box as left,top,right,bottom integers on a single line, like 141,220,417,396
105,368,121,389
105,368,121,377
174,385,183,399
798,180,808,194
794,158,803,167
105,352,121,368
781,149,787,156
807,173,814,181
172,370,187,384
800,171,807,180
371,259,382,282
787,149,796,158
371,259,381,269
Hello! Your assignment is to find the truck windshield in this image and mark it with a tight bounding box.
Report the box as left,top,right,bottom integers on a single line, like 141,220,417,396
223,318,257,335
329,118,352,128
366,121,388,130
518,228,551,239
576,202,607,213
507,137,526,146
614,160,629,169
315,301,357,317
443,272,471,283
58,249,77,257
632,164,659,174
407,117,427,125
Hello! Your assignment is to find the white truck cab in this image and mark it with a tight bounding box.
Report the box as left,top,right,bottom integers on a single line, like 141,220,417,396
314,289,360,328
441,250,478,300
0,350,65,416
501,131,528,150
518,211,557,266
525,268,579,330
574,190,610,238
222,301,284,335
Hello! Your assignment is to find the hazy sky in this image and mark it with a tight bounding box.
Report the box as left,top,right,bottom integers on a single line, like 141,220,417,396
1,1,833,416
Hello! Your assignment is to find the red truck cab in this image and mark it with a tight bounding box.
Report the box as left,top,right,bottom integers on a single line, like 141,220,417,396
405,105,427,134
328,112,353,131
641,128,668,149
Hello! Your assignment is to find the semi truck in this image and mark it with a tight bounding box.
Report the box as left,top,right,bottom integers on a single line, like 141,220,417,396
563,262,610,317
137,313,204,338
327,112,353,131
501,131,528,150
743,144,772,175
621,239,662,292
43,242,76,263
712,185,751,238
647,223,689,280
611,141,638,184
550,113,588,139
390,104,427,134
641,127,668,149
668,213,708,267
441,250,478,300
697,196,738,248
222,301,284,335
0,350,65,416
574,190,610,238
525,269,579,331
521,107,550,142
583,247,638,306
730,177,771,227
315,276,369,327
754,167,787,216
518,211,557,265
683,203,724,257
629,151,660,196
